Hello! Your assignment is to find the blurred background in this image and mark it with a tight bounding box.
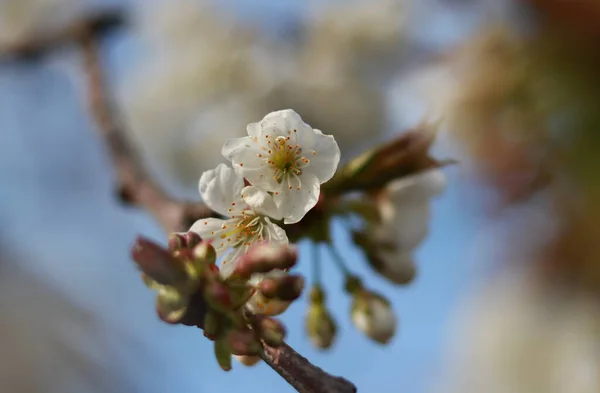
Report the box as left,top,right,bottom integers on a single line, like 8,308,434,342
2,0,600,392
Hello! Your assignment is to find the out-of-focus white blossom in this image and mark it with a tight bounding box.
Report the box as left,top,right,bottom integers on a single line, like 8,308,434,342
189,164,287,277
378,169,446,250
437,269,600,393
122,0,406,192
350,290,396,344
223,109,340,224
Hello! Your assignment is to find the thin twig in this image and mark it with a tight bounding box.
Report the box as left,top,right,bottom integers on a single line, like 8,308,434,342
2,12,358,393
75,19,214,233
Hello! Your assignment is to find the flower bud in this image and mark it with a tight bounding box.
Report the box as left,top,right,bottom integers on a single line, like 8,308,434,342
233,243,298,279
226,328,261,356
131,237,187,286
305,303,337,350
246,271,293,316
193,241,217,266
350,290,396,344
233,354,261,367
168,233,185,252
255,316,286,347
183,231,202,248
369,250,417,285
258,274,304,301
204,281,232,310
155,287,188,324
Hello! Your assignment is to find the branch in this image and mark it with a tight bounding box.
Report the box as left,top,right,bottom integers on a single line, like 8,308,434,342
260,342,357,393
76,14,213,233
2,13,358,393
0,10,126,61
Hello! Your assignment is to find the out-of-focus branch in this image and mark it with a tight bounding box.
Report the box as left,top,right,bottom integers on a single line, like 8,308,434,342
0,10,126,61
76,27,214,233
260,342,357,393
3,13,358,393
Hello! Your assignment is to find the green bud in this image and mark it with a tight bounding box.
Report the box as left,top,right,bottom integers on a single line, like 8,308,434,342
203,311,222,339
350,290,396,344
155,287,188,324
193,241,217,266
305,303,337,350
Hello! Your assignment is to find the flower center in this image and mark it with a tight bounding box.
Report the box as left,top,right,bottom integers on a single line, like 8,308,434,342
265,135,310,189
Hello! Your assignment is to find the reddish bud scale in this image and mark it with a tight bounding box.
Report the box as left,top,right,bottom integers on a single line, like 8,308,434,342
183,232,202,248
227,329,260,356
254,316,286,347
168,233,185,252
259,275,305,301
205,282,232,309
131,236,187,286
234,244,298,278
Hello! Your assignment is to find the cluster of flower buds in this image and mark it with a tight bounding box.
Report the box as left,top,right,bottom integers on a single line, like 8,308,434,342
131,235,301,370
130,109,450,364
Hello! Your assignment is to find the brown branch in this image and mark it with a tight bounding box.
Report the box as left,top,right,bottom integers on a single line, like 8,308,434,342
2,13,358,393
0,10,126,61
260,342,357,393
76,16,213,233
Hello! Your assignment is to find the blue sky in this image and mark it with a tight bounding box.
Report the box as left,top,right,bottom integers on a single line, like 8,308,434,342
0,1,490,392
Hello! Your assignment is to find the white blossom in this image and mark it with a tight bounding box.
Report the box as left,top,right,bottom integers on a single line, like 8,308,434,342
245,270,292,316
378,169,446,251
222,109,341,224
373,246,417,285
351,291,396,344
189,164,287,277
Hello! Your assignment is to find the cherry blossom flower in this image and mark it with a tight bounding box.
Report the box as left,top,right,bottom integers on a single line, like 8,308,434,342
189,164,287,277
222,109,341,224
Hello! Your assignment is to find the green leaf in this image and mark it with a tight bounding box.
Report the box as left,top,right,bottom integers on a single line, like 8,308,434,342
214,339,232,371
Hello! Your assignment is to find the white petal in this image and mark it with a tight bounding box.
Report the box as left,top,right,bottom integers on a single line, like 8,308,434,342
377,250,416,285
246,122,261,138
263,218,288,244
274,173,320,224
303,129,341,183
222,136,254,160
241,186,282,220
419,169,447,197
387,169,446,204
219,245,247,278
198,164,244,215
189,218,228,251
390,202,430,250
259,109,315,144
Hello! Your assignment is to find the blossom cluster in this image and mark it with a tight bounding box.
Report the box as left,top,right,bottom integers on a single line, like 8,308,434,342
188,109,341,315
